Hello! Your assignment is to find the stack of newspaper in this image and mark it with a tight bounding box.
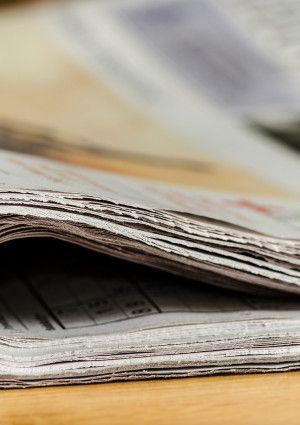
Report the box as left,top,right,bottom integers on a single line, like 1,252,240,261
0,147,299,388
0,0,299,388
1,238,299,389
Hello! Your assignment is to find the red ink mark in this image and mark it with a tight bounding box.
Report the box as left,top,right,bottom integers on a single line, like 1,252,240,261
234,200,277,214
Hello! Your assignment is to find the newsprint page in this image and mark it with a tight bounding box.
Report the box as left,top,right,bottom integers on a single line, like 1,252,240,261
0,0,299,388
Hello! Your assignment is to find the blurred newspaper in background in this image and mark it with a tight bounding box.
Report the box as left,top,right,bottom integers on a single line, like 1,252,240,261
0,0,299,196
0,0,299,388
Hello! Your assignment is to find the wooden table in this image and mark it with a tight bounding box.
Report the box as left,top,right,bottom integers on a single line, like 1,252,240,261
1,372,300,424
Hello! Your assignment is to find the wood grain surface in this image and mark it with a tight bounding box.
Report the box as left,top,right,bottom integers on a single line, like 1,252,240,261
1,372,300,425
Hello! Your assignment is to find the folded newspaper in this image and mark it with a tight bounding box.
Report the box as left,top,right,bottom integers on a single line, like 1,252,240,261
0,0,299,388
0,144,299,388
